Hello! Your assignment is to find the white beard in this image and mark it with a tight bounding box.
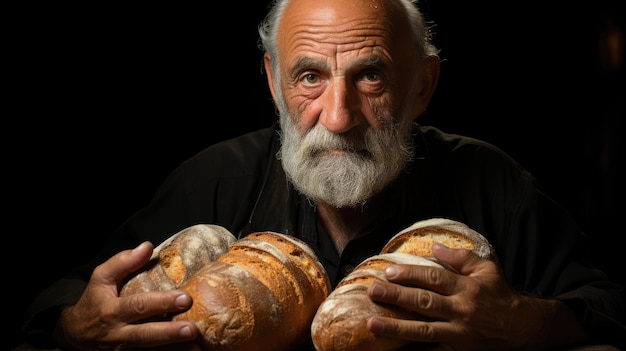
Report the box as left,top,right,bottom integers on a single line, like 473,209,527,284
277,102,416,208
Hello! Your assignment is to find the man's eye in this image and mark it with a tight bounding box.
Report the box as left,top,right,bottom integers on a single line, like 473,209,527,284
363,72,379,81
303,74,319,84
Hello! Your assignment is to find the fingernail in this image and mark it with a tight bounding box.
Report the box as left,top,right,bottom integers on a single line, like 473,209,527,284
175,293,192,309
133,242,149,252
370,283,386,298
368,318,384,333
434,242,450,250
385,265,399,278
179,325,192,337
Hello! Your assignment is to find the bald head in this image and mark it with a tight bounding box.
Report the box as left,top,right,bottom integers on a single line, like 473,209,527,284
276,0,415,75
258,0,438,72
277,0,411,41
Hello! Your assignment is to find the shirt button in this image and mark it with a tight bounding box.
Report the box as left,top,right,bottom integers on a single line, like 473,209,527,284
341,264,355,276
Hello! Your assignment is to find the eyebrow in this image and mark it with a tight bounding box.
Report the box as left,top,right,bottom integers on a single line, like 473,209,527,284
288,55,386,80
288,56,327,80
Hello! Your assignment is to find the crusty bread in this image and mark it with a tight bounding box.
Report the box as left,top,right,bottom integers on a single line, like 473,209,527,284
312,253,441,351
173,231,332,351
381,217,495,260
311,218,496,351
120,228,331,351
119,224,237,295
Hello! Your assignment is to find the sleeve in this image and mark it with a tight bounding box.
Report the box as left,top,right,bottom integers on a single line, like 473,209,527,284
19,161,208,348
20,279,88,349
19,130,272,348
494,164,626,348
428,132,626,349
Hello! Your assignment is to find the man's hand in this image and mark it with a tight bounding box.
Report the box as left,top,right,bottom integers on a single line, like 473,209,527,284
53,242,201,351
366,243,588,350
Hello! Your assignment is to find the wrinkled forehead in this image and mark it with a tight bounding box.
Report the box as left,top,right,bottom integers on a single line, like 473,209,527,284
277,0,410,57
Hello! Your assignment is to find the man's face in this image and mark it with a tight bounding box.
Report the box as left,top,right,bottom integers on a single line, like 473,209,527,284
274,0,420,207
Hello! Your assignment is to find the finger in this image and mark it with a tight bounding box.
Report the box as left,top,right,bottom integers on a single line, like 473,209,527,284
117,290,194,323
432,243,483,276
368,281,452,320
114,320,200,349
91,242,155,289
367,316,459,345
384,264,459,295
120,341,202,351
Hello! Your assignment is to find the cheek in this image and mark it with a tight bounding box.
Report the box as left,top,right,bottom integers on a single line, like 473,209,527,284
361,98,384,129
363,96,395,130
285,93,321,131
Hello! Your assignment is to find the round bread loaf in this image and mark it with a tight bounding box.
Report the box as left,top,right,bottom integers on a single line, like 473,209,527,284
311,253,441,351
119,224,237,295
173,231,332,351
311,217,497,351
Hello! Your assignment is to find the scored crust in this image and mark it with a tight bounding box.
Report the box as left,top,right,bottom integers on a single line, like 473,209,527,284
311,218,497,351
120,228,329,351
381,217,495,260
173,261,279,351
175,231,331,351
311,253,440,351
119,224,237,296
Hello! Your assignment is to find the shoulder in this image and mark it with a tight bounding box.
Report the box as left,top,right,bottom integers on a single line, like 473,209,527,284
417,125,526,173
149,124,279,200
419,125,509,157
178,125,278,177
198,126,276,165
415,125,539,194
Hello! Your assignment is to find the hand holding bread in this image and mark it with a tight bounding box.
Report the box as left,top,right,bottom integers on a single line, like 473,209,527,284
120,218,495,351
311,218,496,351
120,225,331,351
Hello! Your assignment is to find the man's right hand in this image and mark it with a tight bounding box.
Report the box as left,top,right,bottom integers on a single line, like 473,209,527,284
53,242,201,351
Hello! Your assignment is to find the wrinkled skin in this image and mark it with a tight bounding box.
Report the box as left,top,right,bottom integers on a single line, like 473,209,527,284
54,242,202,351
365,244,588,350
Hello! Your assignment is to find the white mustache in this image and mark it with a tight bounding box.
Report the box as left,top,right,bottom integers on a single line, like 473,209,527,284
302,125,373,159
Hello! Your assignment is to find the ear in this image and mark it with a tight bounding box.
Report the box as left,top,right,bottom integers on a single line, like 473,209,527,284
263,52,280,112
412,56,440,118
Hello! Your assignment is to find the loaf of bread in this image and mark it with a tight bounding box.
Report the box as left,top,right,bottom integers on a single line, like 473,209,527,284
120,226,331,351
173,231,332,351
119,224,237,295
380,217,495,260
312,253,442,351
311,218,496,351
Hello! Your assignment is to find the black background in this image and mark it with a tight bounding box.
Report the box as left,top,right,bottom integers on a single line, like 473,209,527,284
7,1,624,349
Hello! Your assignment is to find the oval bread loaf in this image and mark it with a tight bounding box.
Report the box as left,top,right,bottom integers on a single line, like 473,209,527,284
173,231,332,351
311,217,497,351
312,253,441,351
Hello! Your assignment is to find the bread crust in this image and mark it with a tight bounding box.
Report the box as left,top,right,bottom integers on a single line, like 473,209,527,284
119,227,331,351
381,217,495,260
311,218,497,351
312,253,441,351
119,224,237,296
173,261,280,351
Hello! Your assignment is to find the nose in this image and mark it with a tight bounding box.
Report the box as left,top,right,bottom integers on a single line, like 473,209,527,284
318,78,362,133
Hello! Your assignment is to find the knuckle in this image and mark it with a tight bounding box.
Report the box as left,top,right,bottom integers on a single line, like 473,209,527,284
415,290,435,310
426,267,445,284
127,293,151,314
415,322,436,341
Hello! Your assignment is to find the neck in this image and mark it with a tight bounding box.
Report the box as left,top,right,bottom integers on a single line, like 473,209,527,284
316,198,383,254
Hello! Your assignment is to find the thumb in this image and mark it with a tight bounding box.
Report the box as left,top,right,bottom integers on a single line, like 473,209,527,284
91,241,154,289
432,243,481,275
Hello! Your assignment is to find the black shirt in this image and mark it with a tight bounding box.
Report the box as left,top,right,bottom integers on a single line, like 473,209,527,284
22,122,626,349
